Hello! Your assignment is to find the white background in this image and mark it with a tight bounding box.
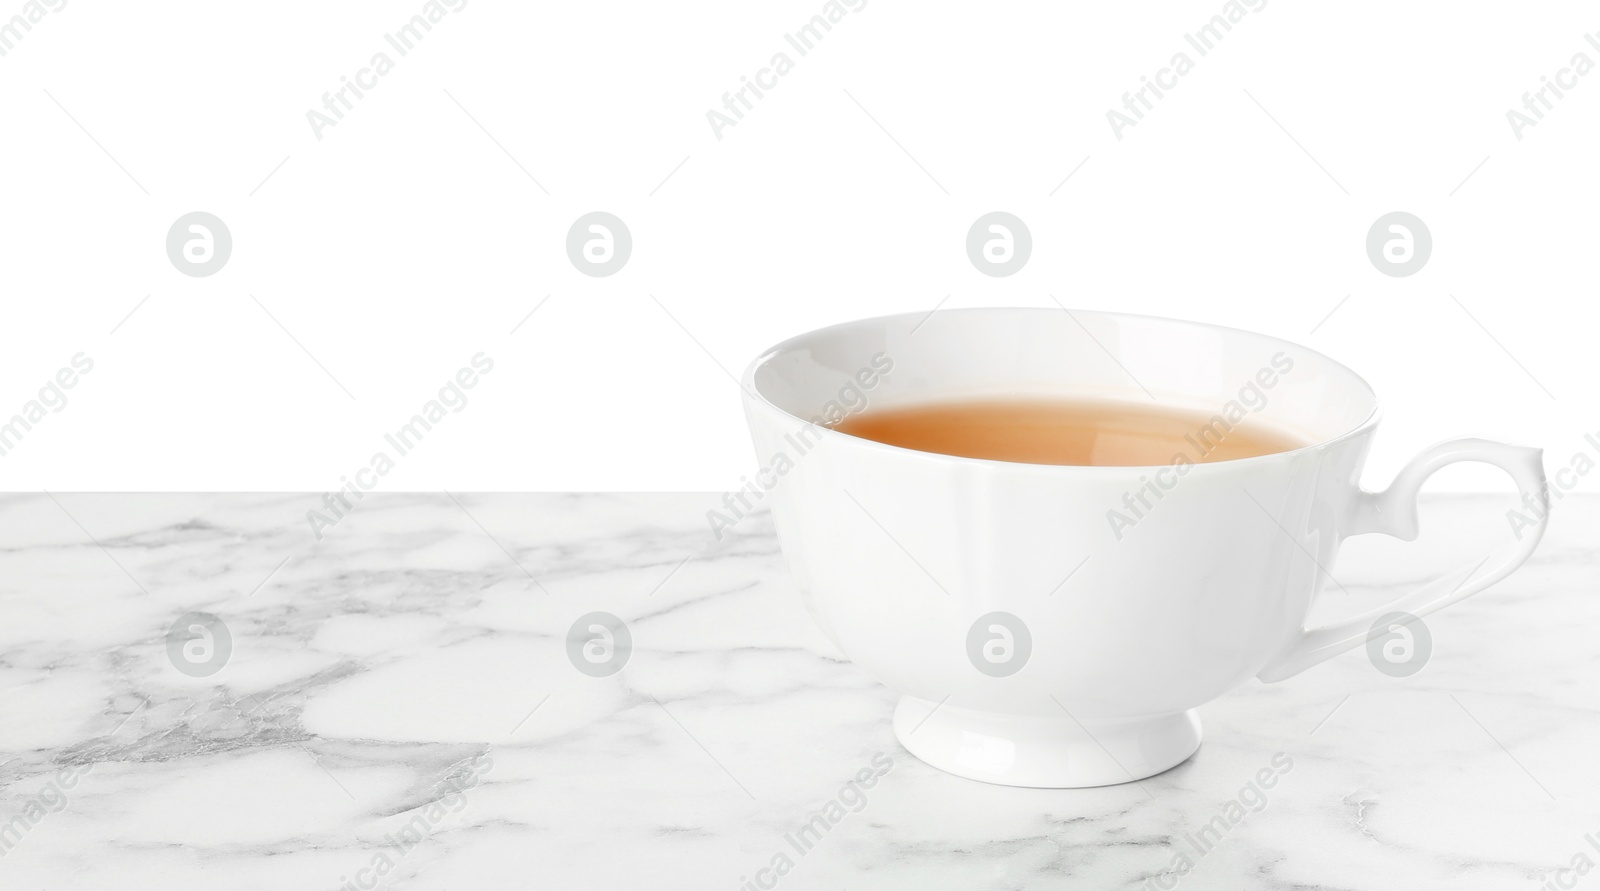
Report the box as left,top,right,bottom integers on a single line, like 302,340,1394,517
0,0,1594,492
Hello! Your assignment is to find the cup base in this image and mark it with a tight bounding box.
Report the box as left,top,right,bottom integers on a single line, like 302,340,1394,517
892,697,1202,788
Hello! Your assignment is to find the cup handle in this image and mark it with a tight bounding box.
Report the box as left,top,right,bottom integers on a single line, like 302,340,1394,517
1255,438,1549,683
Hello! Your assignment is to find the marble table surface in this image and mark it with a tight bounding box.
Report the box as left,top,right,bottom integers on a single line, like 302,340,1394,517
0,492,1595,890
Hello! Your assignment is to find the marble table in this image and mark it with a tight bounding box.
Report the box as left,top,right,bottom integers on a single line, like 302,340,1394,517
0,492,1595,890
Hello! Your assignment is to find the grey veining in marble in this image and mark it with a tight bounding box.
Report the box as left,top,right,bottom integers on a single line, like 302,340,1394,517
0,492,1595,890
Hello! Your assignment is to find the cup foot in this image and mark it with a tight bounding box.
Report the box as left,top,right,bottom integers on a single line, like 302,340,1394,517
892,697,1202,788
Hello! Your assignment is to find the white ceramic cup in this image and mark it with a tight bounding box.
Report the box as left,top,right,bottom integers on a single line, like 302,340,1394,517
741,308,1550,788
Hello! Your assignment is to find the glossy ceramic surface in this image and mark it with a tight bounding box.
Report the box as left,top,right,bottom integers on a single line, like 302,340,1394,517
741,308,1549,787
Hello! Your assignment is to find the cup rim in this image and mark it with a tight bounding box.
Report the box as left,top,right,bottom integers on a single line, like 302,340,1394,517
741,306,1383,473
